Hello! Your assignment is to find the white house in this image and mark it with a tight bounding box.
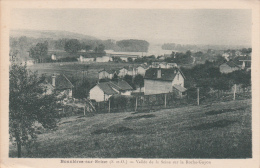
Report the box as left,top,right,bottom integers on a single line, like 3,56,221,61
98,69,117,79
41,74,74,98
136,65,150,76
222,53,230,61
22,59,35,66
78,55,95,62
144,68,186,96
126,66,137,76
89,80,133,102
117,67,128,77
96,55,112,62
51,54,57,61
166,63,178,68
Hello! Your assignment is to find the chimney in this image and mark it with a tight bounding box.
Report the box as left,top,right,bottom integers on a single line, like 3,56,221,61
157,68,161,78
52,74,56,87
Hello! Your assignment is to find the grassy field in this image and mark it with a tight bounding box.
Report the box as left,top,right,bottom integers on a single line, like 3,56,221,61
9,99,252,158
28,62,139,79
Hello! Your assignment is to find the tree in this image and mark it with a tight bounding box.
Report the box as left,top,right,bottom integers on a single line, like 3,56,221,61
94,44,106,53
124,75,135,89
64,39,81,53
29,41,48,60
112,73,119,82
133,74,144,92
127,57,133,62
9,63,60,157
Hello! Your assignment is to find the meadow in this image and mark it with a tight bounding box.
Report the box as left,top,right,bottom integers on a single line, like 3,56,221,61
9,99,252,158
28,62,139,80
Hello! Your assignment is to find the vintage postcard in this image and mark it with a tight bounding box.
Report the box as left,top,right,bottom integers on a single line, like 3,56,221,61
1,0,259,168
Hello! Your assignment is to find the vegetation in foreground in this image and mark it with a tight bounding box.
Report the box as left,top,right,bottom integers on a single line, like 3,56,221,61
9,99,251,158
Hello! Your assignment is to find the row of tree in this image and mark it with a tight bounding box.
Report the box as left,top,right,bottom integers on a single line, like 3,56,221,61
181,60,251,94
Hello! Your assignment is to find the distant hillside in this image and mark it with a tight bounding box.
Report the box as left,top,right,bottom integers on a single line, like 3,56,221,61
10,29,99,41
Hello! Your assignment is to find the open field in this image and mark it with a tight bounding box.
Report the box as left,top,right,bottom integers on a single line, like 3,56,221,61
28,62,140,80
9,99,252,158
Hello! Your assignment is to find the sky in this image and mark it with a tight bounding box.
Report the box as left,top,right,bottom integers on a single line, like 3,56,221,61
11,9,251,46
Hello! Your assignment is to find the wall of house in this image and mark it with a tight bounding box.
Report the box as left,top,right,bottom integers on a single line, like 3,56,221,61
137,67,146,76
118,69,128,77
220,64,240,74
98,71,111,79
121,90,132,96
144,79,172,95
96,56,111,62
89,85,110,102
172,72,184,87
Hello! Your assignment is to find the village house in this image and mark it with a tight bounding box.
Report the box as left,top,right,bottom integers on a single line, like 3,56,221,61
89,80,133,102
222,53,230,61
166,63,178,68
51,54,57,61
96,55,112,62
219,61,241,74
78,55,95,62
41,74,74,98
151,62,178,69
109,54,138,62
22,58,35,66
144,68,186,96
98,69,117,79
117,67,128,78
136,64,150,76
126,66,138,76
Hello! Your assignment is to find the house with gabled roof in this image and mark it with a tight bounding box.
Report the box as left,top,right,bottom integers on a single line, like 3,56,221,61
41,74,74,98
117,67,128,77
89,80,133,102
136,64,150,76
98,69,117,79
144,68,186,96
219,61,241,74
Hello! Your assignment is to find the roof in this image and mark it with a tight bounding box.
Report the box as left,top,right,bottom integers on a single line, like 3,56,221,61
110,80,133,91
97,80,133,95
98,69,116,74
223,61,240,68
97,82,118,95
173,84,187,92
47,74,74,90
144,68,185,81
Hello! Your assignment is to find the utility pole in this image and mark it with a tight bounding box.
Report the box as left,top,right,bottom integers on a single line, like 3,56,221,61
197,88,200,106
108,99,111,113
233,84,236,100
164,93,167,108
135,96,138,112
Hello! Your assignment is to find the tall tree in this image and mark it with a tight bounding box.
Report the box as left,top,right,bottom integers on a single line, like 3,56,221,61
134,74,144,92
9,63,60,157
64,39,81,53
29,41,48,60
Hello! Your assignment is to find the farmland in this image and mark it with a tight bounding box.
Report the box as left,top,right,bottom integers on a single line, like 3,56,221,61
9,99,252,158
28,62,140,81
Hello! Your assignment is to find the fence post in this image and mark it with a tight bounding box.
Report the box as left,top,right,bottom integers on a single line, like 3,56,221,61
135,96,138,112
164,93,167,108
233,84,236,100
83,105,86,116
197,88,200,106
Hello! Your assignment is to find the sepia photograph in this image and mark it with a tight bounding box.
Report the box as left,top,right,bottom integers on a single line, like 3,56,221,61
1,1,260,167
